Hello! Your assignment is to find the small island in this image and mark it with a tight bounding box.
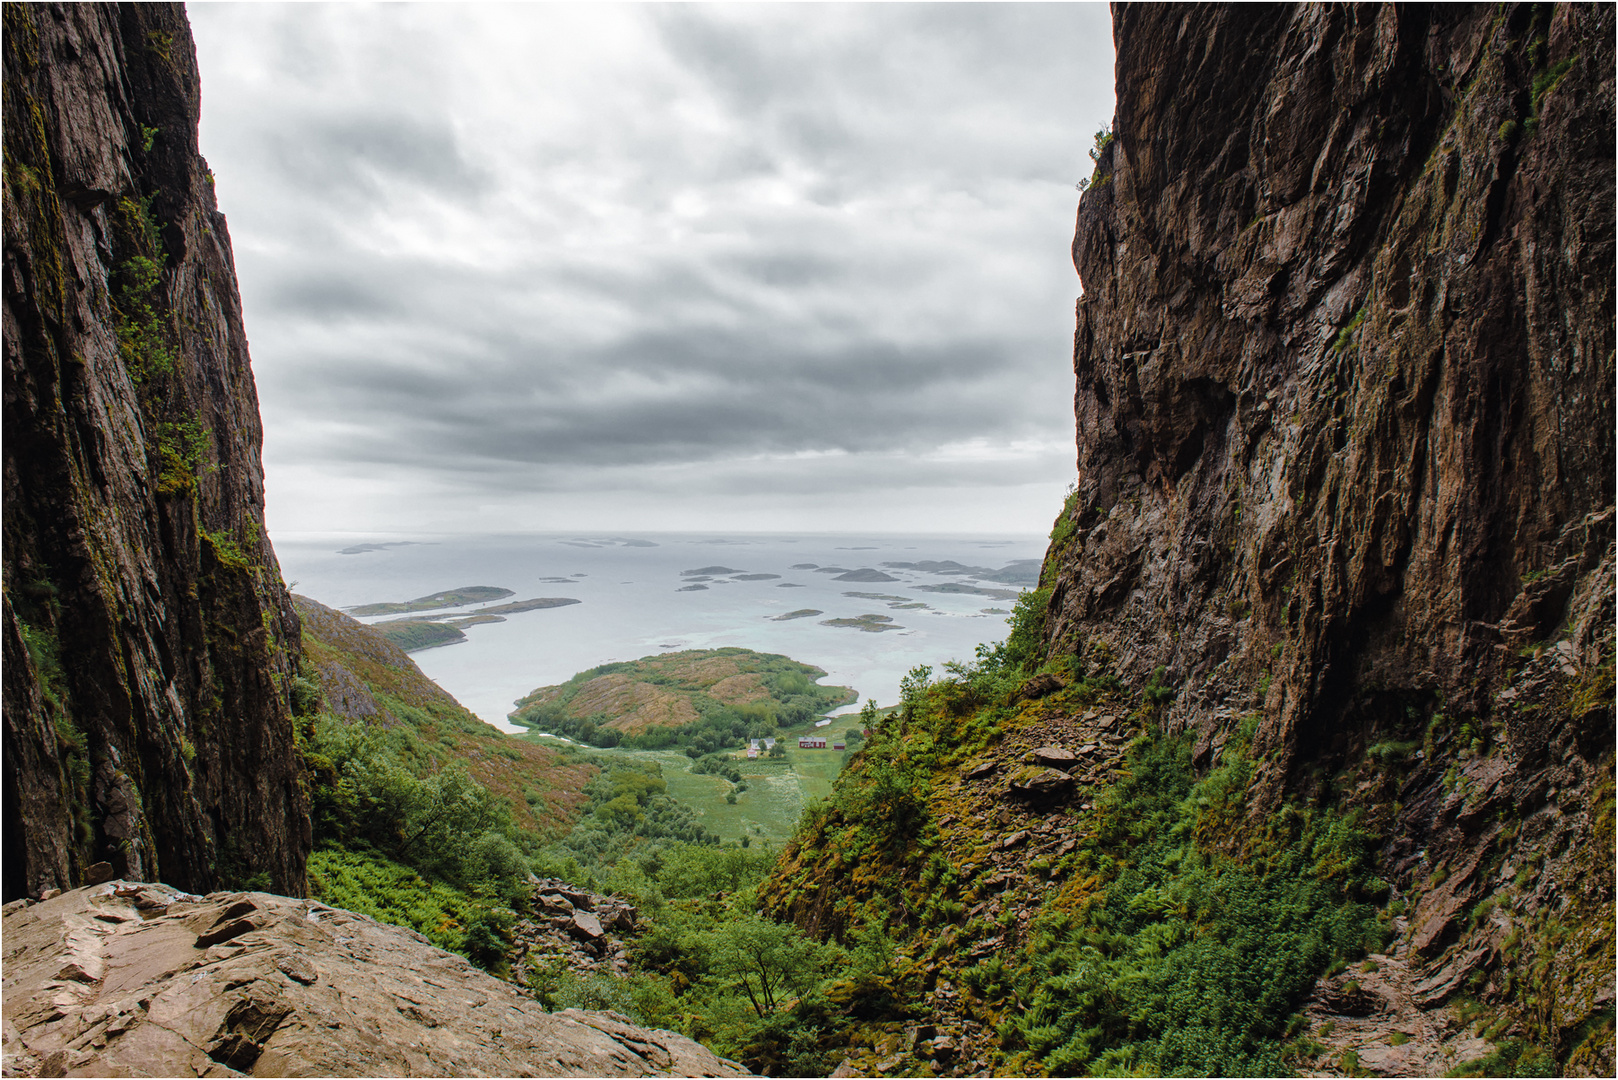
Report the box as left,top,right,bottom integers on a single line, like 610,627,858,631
375,620,467,651
770,609,823,621
833,568,899,582
820,613,902,632
371,596,581,651
914,582,1022,601
510,648,855,753
348,585,513,616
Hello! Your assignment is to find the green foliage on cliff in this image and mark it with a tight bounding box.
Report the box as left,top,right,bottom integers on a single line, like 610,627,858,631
1000,731,1381,1076
761,647,1383,1076
111,195,176,382
150,414,208,496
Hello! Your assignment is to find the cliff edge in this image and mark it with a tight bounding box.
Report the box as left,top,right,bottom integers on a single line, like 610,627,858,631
4,3,309,898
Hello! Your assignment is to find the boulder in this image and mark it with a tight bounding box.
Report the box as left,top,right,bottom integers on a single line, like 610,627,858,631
1,882,749,1077
570,911,606,940
601,905,638,933
559,888,596,911
1015,673,1066,701
1007,766,1075,801
539,892,576,916
1032,746,1077,770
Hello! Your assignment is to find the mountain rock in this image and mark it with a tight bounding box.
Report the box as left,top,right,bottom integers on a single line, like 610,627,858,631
1044,3,1614,1071
1006,765,1075,802
1053,0,1613,798
1,882,750,1077
4,2,309,899
1031,745,1077,770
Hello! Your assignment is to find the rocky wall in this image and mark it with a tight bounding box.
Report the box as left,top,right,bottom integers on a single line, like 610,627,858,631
1050,1,1613,800
3,2,309,899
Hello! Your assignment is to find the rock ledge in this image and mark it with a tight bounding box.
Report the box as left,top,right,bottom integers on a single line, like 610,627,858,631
2,883,748,1077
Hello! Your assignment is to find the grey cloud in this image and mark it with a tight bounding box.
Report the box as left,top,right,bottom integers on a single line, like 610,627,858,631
192,3,1114,533
284,329,1036,470
261,113,489,205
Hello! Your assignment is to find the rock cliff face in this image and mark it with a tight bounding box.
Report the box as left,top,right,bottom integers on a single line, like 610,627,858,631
3,3,309,899
1046,1,1613,1068
1054,0,1612,793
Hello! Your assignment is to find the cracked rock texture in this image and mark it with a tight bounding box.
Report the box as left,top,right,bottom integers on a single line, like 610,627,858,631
1044,3,1612,1071
1052,1,1612,797
1,882,750,1078
4,3,309,898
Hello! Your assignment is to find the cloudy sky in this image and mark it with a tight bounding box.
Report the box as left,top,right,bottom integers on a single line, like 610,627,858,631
188,3,1115,538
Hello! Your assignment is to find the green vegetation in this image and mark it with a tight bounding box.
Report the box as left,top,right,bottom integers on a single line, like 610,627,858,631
111,195,176,382
510,648,853,755
757,596,1384,1075
294,594,590,841
376,619,466,652
290,595,603,969
1001,732,1379,1076
1332,306,1368,353
520,796,880,1074
549,761,721,864
1077,125,1114,192
199,525,257,572
299,708,542,970
1047,483,1084,567
150,414,209,496
819,614,900,632
349,586,514,616
1445,1038,1557,1078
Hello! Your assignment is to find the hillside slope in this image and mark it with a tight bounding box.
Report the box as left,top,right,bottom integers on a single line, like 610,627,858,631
4,3,308,899
295,594,592,838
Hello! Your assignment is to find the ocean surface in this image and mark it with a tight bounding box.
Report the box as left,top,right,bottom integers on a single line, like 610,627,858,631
274,532,1047,733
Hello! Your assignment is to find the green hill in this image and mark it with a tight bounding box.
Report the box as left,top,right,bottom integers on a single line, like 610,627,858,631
510,647,855,754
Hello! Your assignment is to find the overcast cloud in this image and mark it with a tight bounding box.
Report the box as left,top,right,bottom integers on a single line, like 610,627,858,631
188,2,1115,536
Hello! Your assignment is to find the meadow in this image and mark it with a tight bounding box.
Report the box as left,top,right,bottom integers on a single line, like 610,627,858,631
540,708,875,843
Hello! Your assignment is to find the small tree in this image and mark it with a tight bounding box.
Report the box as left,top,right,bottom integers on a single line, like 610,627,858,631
707,914,830,1018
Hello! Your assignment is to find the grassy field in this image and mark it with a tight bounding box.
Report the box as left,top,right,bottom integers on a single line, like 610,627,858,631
560,708,877,843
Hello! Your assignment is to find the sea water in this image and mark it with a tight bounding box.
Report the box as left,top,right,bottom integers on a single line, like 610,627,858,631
274,532,1045,733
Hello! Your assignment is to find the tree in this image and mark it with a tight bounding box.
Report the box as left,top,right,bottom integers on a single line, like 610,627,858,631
707,914,830,1018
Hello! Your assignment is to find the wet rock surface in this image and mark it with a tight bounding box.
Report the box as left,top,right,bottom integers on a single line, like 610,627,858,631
1,882,749,1077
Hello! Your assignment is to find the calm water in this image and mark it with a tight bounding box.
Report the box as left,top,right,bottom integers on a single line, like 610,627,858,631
274,532,1046,733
